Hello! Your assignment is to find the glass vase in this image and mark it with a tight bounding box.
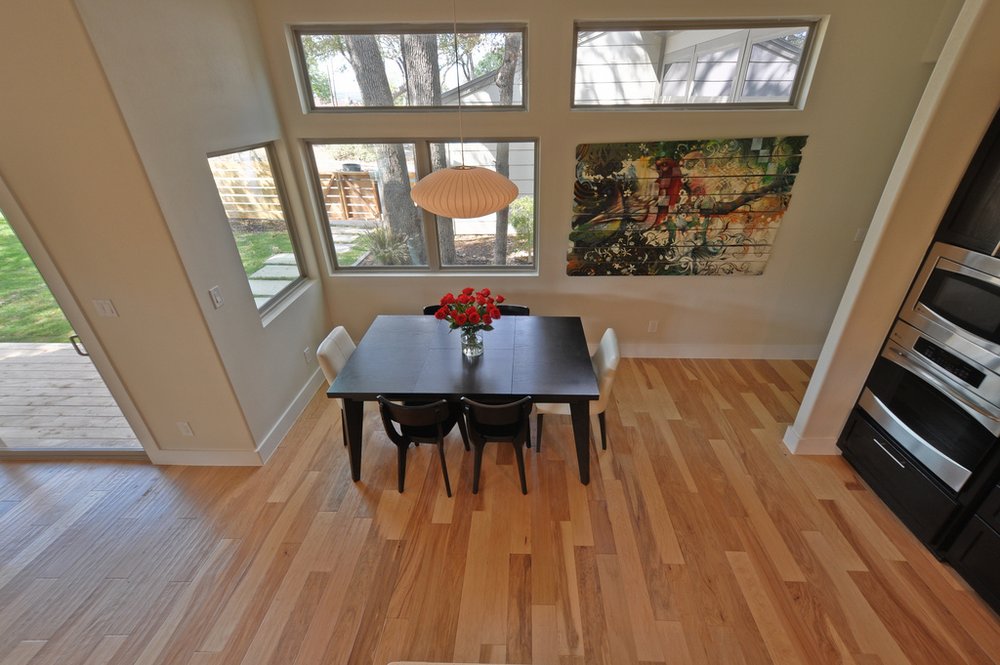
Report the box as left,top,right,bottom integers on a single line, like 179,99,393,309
461,328,484,358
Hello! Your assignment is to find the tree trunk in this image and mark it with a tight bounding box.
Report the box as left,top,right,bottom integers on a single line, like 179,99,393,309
492,34,521,265
401,34,456,263
344,35,425,264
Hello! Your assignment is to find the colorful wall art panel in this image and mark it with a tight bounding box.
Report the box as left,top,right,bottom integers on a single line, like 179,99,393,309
567,136,808,276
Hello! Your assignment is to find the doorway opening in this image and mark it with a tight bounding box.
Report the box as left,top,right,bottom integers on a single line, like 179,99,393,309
0,210,144,455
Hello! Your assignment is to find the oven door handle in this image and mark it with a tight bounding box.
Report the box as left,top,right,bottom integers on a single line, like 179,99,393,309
883,344,1000,436
858,389,972,492
933,258,1000,291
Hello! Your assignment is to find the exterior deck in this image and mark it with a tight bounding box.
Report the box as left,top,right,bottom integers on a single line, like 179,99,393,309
0,343,141,451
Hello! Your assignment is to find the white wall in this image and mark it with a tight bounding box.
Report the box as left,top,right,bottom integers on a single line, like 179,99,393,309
255,0,954,358
0,0,259,460
72,0,329,457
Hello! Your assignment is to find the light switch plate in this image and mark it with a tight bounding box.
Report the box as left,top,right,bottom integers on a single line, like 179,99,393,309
209,286,224,309
93,299,118,318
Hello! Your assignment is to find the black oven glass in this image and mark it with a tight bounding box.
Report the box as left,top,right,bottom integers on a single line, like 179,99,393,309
920,268,1000,345
867,357,995,473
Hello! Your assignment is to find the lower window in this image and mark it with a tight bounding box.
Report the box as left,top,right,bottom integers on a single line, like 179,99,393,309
207,144,305,311
308,140,537,271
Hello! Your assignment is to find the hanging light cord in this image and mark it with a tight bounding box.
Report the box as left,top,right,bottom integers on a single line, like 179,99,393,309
451,0,466,167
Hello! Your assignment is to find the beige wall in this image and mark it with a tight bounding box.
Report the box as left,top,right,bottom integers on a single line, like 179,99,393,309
256,0,952,358
0,0,257,459
74,0,329,453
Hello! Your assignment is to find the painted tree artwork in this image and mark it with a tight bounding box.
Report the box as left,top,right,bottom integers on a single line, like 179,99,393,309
567,136,808,276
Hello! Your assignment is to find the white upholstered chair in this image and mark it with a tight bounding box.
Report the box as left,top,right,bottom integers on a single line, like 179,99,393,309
533,328,620,452
316,326,357,446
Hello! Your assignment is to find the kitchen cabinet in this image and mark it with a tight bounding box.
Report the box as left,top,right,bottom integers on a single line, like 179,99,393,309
838,409,957,549
936,110,1000,254
947,483,1000,614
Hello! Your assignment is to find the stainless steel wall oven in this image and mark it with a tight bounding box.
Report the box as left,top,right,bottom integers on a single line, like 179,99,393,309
842,242,1000,551
860,244,1000,494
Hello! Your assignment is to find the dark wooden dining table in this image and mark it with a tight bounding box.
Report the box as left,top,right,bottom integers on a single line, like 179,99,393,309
327,315,601,485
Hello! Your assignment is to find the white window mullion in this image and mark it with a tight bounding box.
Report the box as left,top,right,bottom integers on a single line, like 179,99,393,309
413,141,441,270
733,30,754,103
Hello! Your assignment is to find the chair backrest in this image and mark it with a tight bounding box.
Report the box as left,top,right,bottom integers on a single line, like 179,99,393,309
497,304,530,316
591,328,621,412
316,326,357,384
422,304,442,315
377,396,451,445
461,396,533,442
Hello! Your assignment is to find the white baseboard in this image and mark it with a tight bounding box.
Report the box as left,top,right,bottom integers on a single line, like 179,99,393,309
782,425,841,455
255,367,325,464
145,447,264,466
621,342,822,359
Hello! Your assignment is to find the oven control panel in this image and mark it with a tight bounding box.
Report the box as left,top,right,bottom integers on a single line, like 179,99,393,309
914,337,986,388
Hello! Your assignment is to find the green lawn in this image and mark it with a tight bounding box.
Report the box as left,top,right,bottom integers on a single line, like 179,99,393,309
0,214,74,342
233,230,294,276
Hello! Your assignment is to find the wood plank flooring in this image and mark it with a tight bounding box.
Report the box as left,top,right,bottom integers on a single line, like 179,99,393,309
0,344,140,450
0,358,997,664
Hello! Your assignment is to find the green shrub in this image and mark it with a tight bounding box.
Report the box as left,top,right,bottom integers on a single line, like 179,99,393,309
357,224,410,265
508,196,534,241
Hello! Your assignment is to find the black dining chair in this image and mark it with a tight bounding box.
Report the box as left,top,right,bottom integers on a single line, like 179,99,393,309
497,304,530,316
460,396,533,495
422,304,441,315
377,397,463,497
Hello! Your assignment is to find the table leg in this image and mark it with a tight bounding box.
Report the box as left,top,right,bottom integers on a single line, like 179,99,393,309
569,400,590,485
343,398,364,482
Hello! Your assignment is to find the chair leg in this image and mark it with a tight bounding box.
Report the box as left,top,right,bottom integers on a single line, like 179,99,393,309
436,440,452,497
472,443,484,494
512,441,528,495
535,413,544,453
598,411,607,450
396,443,408,493
456,412,471,451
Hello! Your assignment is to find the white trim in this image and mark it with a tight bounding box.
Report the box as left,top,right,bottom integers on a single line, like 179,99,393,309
254,367,326,464
146,447,265,466
782,425,840,455
620,342,821,359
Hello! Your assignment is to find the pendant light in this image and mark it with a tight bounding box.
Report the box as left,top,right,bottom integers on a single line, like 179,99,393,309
410,2,518,218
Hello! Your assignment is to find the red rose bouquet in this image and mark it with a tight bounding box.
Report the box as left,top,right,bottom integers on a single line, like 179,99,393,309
434,287,506,334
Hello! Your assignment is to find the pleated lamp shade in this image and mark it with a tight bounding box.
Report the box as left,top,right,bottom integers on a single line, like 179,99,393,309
410,165,519,218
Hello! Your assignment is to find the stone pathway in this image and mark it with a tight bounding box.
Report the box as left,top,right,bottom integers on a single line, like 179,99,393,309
248,254,299,308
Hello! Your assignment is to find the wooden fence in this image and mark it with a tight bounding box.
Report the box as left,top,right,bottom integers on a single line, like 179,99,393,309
213,170,383,223
320,172,382,220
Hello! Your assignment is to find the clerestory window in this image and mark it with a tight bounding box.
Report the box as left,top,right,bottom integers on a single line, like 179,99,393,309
293,26,525,111
573,20,818,108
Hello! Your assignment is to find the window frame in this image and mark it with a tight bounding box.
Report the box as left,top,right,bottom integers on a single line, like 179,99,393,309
291,23,529,113
571,18,820,110
207,142,308,315
304,137,539,274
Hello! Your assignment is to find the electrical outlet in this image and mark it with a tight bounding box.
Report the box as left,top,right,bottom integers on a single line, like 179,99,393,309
303,347,311,364
176,421,194,437
853,227,867,242
647,320,659,333
209,286,224,309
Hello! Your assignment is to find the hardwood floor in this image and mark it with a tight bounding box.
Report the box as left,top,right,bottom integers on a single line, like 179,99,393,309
0,358,997,664
0,344,141,450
